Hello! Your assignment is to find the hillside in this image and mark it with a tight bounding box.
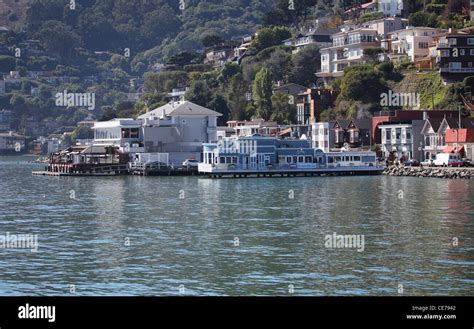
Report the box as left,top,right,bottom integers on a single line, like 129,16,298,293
0,0,31,27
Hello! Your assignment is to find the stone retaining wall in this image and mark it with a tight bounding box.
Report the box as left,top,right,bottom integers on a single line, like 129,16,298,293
384,166,473,179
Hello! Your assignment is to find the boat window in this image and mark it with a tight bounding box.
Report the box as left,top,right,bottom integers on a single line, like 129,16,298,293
328,156,334,163
293,156,298,163
305,156,312,163
286,157,292,163
334,156,341,163
220,157,225,164
354,156,361,161
298,156,304,163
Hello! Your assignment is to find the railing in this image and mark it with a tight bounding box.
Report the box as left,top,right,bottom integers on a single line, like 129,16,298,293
440,67,474,73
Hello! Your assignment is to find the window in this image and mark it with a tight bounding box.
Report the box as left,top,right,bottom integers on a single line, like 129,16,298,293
130,128,139,138
448,38,457,45
440,50,450,57
385,129,391,140
406,130,411,140
419,42,428,49
468,38,474,45
471,49,474,56
396,128,401,140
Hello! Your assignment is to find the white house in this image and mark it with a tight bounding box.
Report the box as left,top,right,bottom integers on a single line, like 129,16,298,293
92,101,223,165
92,118,145,154
379,123,413,160
312,122,330,152
317,28,380,83
378,0,403,17
138,101,222,164
387,27,445,62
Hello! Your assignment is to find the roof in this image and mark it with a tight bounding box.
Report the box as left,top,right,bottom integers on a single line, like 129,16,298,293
138,101,222,119
427,118,444,132
443,145,465,154
445,128,474,143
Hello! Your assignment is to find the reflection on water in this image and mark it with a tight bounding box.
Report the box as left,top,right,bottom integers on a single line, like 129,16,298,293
0,157,473,296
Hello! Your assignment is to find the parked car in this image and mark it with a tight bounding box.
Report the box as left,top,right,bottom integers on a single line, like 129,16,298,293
404,159,420,167
461,158,473,167
182,159,199,167
420,159,433,167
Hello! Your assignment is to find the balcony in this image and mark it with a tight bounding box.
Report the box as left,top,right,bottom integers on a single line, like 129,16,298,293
440,67,474,73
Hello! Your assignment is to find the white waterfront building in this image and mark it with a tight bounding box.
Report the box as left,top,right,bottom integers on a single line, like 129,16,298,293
92,101,222,165
379,123,413,159
93,118,145,154
312,122,330,152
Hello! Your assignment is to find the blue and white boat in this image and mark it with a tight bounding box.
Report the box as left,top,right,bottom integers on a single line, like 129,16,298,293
198,135,384,178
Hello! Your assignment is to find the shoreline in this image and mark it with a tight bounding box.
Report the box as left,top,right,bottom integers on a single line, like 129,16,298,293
384,166,473,179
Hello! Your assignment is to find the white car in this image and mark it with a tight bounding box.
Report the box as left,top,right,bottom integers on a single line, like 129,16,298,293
182,159,199,167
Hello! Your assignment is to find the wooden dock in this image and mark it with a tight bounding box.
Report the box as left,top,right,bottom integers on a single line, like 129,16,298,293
32,171,124,177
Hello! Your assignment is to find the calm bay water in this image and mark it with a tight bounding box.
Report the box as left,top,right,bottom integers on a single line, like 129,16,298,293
0,156,473,296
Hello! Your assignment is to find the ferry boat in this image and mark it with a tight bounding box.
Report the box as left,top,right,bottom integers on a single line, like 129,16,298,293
198,135,384,178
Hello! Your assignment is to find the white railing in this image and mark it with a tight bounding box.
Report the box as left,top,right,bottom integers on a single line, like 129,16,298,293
440,67,474,73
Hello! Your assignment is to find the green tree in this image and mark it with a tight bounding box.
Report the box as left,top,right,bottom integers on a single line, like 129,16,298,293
252,68,273,120
252,27,291,52
185,80,213,107
364,47,383,64
227,73,247,120
288,44,321,86
271,92,294,124
337,65,388,114
0,56,17,72
36,20,82,58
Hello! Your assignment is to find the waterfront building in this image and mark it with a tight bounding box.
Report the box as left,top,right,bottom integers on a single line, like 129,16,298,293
92,118,145,154
371,110,460,145
444,127,474,160
332,119,372,150
312,122,330,152
198,135,380,176
379,123,413,160
138,101,222,164
421,117,474,161
0,132,26,153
